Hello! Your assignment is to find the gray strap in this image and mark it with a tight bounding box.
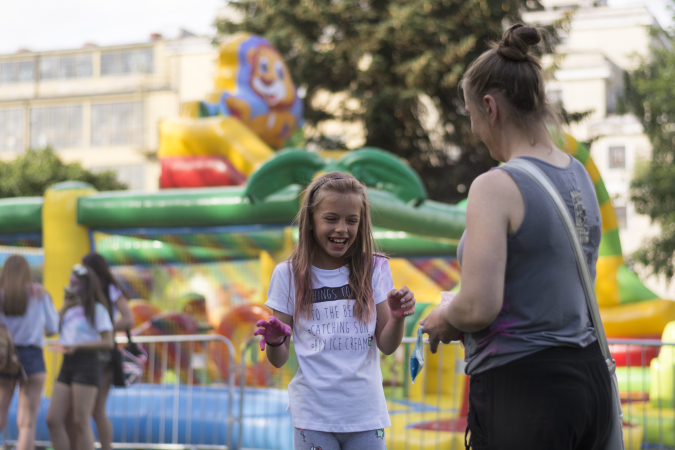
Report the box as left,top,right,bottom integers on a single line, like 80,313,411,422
505,158,613,369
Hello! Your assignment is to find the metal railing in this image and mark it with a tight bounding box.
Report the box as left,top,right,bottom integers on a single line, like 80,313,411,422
3,334,237,450
236,336,675,450
2,334,675,450
607,338,675,450
237,336,468,450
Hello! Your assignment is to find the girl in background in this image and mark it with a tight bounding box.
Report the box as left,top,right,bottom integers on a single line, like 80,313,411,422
0,254,59,450
254,172,416,450
82,252,134,450
46,264,113,450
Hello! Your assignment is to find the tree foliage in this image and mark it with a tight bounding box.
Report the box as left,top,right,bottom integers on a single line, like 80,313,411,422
216,0,554,203
0,148,127,198
622,35,675,280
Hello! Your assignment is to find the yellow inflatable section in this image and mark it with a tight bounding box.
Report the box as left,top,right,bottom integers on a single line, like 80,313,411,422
158,117,274,177
43,182,96,395
559,134,675,337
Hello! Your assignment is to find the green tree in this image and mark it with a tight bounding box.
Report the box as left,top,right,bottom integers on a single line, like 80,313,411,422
0,148,127,198
216,0,555,203
622,32,675,280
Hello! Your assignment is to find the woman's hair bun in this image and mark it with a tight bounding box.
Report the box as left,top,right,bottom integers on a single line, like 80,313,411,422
497,24,541,62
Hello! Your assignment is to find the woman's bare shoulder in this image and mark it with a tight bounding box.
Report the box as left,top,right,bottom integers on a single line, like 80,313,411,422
468,169,520,202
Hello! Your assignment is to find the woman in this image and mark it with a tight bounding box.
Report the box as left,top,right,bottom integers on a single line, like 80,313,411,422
420,24,612,449
81,253,134,450
46,264,113,450
0,255,59,450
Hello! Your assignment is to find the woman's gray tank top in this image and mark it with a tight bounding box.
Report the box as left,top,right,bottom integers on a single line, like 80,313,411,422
458,156,601,375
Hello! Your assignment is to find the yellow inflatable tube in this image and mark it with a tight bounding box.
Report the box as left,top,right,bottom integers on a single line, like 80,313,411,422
43,182,96,395
158,116,275,177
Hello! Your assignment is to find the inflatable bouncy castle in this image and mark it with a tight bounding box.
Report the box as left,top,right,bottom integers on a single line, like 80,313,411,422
0,32,673,450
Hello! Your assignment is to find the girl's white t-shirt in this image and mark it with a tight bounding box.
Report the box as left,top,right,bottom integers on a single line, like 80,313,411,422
265,257,394,432
60,302,113,346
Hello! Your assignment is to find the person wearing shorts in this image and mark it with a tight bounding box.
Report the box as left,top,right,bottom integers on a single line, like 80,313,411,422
46,264,113,450
83,252,135,450
0,255,59,450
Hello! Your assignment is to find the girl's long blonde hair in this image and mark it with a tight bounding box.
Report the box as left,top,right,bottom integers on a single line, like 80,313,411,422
289,172,379,324
0,255,33,316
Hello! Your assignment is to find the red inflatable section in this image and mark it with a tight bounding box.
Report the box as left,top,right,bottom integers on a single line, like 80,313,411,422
217,304,270,347
160,156,246,188
609,336,661,367
128,300,163,328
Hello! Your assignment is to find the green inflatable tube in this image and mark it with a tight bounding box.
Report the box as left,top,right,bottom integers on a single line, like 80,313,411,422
77,187,466,240
0,197,43,234
77,186,301,229
94,226,459,266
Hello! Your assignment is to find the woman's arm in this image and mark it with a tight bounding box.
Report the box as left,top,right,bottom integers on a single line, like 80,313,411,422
43,294,60,336
112,296,134,331
444,170,521,332
66,330,114,352
374,287,416,356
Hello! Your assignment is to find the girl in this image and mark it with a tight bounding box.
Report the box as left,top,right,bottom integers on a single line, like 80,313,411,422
254,172,416,450
0,254,59,450
46,264,114,450
82,252,134,450
421,25,612,449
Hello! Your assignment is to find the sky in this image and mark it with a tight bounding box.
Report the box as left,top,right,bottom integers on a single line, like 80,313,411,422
0,0,672,55
0,0,225,54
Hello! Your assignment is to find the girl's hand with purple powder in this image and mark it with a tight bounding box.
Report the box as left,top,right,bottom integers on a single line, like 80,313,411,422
254,316,292,351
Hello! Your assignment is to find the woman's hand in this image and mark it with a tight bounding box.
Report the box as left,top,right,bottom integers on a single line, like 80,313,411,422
419,304,462,353
387,286,416,318
62,288,80,310
254,316,292,351
48,344,75,354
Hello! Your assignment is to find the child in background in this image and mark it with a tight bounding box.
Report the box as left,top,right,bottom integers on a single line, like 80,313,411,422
0,255,59,450
82,252,134,450
46,264,113,450
254,172,416,450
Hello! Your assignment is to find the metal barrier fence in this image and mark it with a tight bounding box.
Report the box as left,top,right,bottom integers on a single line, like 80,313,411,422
3,334,237,450
3,335,675,450
608,338,675,450
237,336,469,450
237,336,675,450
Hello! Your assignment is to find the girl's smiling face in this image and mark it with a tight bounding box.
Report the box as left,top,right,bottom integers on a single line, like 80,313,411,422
311,192,362,270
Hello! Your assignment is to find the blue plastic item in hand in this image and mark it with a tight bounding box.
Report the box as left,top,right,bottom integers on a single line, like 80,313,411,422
410,326,425,384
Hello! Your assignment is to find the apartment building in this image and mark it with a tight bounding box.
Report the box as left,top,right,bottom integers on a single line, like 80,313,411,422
524,1,675,297
0,30,217,191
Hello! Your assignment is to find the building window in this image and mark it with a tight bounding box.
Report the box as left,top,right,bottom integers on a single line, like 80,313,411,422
0,109,25,153
100,49,154,76
609,146,626,169
29,105,83,149
19,61,35,82
548,89,563,106
39,54,92,80
0,60,35,84
614,205,627,229
91,164,145,191
91,102,143,146
607,86,622,114
78,55,92,77
39,58,57,80
59,57,76,79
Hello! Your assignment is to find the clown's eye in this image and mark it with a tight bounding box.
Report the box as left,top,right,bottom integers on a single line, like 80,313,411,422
259,57,269,74
275,60,284,79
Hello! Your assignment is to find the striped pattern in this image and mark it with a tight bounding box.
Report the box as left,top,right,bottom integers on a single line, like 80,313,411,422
559,133,657,307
